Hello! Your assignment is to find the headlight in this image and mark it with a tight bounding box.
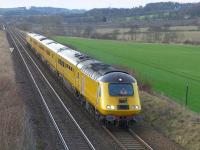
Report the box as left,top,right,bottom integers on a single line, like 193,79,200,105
106,105,115,110
131,105,140,110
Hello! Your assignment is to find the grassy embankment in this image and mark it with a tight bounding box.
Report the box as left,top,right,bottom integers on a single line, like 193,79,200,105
53,36,200,113
52,36,200,150
0,31,34,149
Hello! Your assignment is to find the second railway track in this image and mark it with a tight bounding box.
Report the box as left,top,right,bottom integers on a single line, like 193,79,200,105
9,28,154,150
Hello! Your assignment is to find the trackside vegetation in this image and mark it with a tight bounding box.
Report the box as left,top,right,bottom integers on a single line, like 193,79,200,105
53,36,200,113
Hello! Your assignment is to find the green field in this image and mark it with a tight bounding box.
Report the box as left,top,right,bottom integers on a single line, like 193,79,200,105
53,36,200,113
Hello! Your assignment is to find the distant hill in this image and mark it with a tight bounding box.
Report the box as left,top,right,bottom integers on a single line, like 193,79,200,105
85,2,196,18
0,6,86,16
2,2,200,26
58,2,200,24
1,2,200,19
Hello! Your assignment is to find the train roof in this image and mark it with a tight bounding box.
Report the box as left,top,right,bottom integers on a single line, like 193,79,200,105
44,42,69,53
77,59,118,80
27,33,69,53
58,50,125,80
27,32,135,81
27,33,47,43
58,49,81,66
98,71,135,83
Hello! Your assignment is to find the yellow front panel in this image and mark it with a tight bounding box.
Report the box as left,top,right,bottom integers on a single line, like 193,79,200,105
97,82,141,116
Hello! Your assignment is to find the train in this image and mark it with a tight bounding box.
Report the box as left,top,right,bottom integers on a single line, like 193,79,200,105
26,33,141,126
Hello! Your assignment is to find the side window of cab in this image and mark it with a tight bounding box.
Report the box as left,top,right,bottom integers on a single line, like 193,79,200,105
98,86,101,98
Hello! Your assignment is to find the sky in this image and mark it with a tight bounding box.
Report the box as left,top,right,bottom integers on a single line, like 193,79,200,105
0,0,199,9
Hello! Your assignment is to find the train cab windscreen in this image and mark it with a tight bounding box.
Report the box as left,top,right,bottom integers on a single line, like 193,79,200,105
109,83,134,96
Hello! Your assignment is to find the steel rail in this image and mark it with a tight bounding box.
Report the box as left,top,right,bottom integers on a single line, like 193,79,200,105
129,129,153,150
103,126,153,150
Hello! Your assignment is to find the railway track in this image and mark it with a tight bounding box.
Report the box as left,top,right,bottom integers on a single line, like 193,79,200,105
7,28,95,150
103,127,153,150
10,28,154,150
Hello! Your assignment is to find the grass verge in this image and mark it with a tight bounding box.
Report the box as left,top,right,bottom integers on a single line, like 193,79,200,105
0,30,34,149
140,91,200,150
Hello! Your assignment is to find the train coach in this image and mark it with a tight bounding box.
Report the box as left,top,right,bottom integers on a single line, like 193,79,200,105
26,33,141,126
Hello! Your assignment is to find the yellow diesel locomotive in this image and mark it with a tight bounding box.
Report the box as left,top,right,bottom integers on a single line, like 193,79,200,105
26,33,141,126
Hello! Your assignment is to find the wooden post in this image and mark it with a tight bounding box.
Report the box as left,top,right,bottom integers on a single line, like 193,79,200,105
185,83,189,106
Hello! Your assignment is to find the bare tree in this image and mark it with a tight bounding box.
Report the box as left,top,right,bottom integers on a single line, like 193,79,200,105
198,26,200,31
83,26,96,38
163,32,177,43
74,26,82,37
112,29,119,40
19,23,32,31
129,25,139,41
148,25,162,42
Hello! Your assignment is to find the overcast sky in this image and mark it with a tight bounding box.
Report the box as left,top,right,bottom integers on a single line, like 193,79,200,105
0,0,199,9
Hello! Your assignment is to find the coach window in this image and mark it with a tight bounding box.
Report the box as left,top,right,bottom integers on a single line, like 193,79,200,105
46,50,50,56
58,59,63,66
61,61,64,67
